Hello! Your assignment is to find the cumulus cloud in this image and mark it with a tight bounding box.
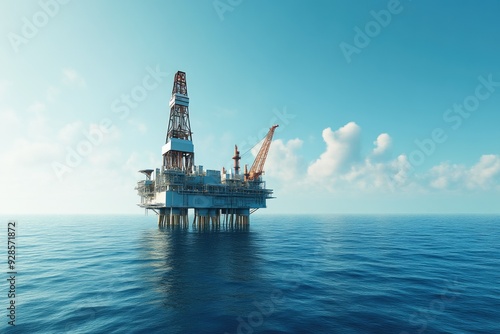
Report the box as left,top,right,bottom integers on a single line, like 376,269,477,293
338,154,415,191
302,122,412,192
305,122,411,191
308,122,361,178
262,138,303,182
429,155,500,191
288,122,500,194
62,68,86,88
300,122,500,192
469,155,500,189
371,133,392,161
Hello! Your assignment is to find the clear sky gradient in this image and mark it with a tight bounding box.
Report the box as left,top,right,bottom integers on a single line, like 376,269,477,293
1,0,499,214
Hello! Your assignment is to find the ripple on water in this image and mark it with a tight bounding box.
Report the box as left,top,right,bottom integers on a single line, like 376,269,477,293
2,214,500,333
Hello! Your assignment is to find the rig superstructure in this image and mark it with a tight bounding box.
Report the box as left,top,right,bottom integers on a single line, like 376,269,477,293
135,71,277,228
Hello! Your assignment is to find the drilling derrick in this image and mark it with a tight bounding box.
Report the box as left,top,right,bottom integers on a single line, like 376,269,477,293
135,71,277,229
162,71,194,172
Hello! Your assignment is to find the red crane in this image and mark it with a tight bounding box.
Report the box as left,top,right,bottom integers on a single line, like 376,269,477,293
245,125,279,181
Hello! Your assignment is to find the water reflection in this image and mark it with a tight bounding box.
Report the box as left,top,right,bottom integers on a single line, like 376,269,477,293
139,224,262,332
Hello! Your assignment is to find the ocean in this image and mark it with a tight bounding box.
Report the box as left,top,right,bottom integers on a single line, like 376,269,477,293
1,214,499,334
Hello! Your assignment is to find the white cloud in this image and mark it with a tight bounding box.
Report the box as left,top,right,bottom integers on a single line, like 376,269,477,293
371,133,392,160
429,155,500,191
307,121,361,178
283,122,413,193
340,154,417,191
262,138,303,182
428,162,464,190
62,68,86,88
469,155,500,189
286,122,414,193
292,122,500,194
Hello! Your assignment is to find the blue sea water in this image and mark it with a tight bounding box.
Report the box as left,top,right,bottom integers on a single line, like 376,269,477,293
1,214,500,334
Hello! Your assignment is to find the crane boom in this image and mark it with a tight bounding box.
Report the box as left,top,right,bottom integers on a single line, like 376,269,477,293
246,125,279,180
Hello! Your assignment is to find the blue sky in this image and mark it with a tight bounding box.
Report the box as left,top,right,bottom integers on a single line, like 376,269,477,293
1,0,499,214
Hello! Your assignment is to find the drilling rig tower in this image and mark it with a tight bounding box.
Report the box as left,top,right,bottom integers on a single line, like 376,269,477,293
135,71,277,228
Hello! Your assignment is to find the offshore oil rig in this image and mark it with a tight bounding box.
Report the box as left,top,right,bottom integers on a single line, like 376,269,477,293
135,71,277,228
